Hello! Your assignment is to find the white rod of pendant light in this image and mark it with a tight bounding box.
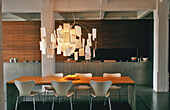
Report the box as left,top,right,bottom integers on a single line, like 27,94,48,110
92,28,97,41
74,52,78,61
57,45,61,54
40,27,46,38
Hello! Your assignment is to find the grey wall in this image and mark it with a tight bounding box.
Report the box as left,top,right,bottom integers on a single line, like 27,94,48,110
4,62,41,83
3,62,153,85
3,62,41,109
56,62,153,85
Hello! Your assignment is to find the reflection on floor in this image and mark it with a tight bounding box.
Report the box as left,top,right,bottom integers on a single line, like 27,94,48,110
136,86,170,110
15,85,170,110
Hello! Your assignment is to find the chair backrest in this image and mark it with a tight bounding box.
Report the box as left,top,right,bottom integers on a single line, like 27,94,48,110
46,73,63,77
103,73,121,77
90,80,112,97
51,81,73,96
75,73,92,77
14,80,35,96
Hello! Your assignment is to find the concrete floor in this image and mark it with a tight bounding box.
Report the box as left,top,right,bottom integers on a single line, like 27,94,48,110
136,86,170,110
16,85,170,110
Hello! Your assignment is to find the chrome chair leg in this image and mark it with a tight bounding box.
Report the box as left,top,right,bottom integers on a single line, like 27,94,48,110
74,89,77,102
118,90,122,104
52,97,55,110
104,97,107,106
38,92,41,102
33,97,36,110
90,97,93,110
107,97,112,110
58,97,61,104
24,96,26,102
88,89,91,104
43,90,47,104
15,96,19,110
69,96,73,110
72,95,74,105
47,91,49,101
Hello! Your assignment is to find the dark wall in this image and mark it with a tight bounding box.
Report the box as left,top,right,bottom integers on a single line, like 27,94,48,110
3,20,153,62
98,20,153,61
56,20,153,61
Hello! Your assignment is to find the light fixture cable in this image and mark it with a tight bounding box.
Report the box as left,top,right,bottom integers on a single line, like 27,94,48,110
68,0,76,27
68,0,93,33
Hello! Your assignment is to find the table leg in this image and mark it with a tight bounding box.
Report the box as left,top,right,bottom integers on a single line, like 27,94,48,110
128,84,136,110
6,84,20,110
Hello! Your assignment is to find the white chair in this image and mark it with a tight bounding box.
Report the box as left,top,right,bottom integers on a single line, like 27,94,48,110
51,81,73,110
90,80,112,110
103,73,122,103
74,73,92,102
14,80,39,110
46,73,63,77
44,73,63,102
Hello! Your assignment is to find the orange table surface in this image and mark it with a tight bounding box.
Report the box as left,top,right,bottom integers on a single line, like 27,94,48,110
7,76,135,85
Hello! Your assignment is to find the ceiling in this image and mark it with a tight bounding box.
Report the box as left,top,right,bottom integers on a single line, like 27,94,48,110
2,11,154,21
1,0,164,21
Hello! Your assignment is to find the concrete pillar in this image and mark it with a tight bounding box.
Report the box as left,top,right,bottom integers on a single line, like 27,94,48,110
153,0,169,92
41,0,55,76
0,0,5,109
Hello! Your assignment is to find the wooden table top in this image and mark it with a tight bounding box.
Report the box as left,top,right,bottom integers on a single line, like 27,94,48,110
7,76,135,85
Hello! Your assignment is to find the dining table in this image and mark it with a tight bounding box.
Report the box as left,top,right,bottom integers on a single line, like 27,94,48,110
6,76,136,110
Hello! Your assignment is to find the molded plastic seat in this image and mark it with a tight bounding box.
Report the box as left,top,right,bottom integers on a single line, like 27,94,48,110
109,85,121,90
74,85,91,90
90,80,112,110
51,81,73,110
45,73,64,90
44,73,63,102
75,73,92,78
103,73,121,77
103,73,122,103
44,86,55,91
90,91,110,98
46,73,64,77
14,80,39,110
54,90,74,97
74,73,92,102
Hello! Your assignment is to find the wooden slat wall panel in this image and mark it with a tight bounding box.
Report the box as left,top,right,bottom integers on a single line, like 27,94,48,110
3,21,41,62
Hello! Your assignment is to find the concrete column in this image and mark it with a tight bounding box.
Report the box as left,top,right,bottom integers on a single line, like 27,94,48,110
41,0,55,76
153,0,169,92
0,0,5,109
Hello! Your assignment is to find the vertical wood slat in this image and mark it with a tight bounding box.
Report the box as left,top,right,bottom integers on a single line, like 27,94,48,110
3,21,41,62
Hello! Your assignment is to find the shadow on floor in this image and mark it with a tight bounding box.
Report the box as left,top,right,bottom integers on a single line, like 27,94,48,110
15,96,150,110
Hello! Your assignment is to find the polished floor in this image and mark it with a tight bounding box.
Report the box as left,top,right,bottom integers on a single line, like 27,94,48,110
15,85,170,110
136,86,170,110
